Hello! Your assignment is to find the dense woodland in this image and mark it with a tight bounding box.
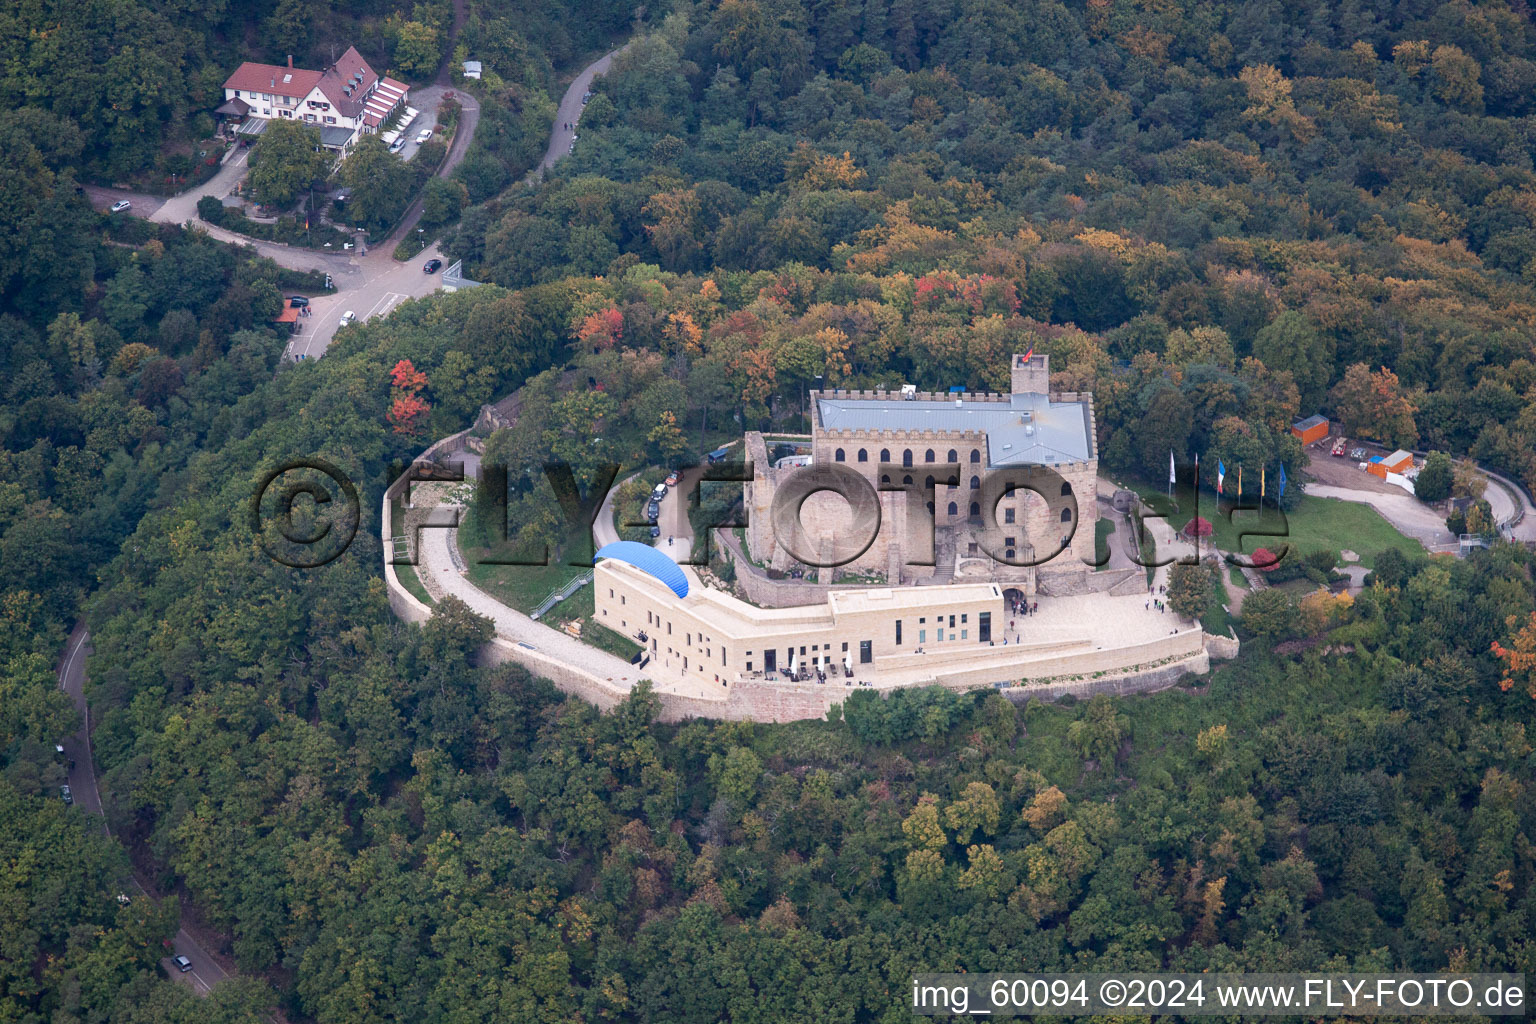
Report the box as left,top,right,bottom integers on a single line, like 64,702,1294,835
1,0,1535,1021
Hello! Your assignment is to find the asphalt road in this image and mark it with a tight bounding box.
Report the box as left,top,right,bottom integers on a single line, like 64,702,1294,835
56,626,233,998
85,43,624,362
534,43,630,178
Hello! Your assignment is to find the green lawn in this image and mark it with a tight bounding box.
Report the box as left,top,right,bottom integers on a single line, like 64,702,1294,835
583,620,643,661
1117,474,1421,570
466,557,589,615
394,563,434,606
1201,596,1234,638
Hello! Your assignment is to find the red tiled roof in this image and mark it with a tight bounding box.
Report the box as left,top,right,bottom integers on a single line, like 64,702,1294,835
223,62,322,99
316,46,380,118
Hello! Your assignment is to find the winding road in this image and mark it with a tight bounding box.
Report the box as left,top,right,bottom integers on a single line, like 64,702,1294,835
56,625,234,997
84,38,624,362
533,43,631,179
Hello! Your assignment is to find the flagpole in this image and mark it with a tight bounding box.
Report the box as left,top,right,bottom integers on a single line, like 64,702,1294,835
1194,453,1201,564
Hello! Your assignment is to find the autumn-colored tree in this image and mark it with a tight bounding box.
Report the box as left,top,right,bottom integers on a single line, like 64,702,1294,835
797,148,867,190
647,410,688,462
576,307,625,351
1330,363,1418,447
1491,612,1536,698
1167,561,1213,621
663,311,704,357
387,358,431,436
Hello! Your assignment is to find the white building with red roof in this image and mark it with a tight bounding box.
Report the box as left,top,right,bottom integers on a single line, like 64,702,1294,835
221,48,408,154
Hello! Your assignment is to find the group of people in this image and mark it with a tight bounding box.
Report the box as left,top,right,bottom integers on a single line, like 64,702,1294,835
1008,595,1037,634
1147,581,1168,613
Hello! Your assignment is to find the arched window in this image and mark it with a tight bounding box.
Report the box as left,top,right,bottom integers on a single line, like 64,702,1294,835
969,501,981,517
857,449,868,463
1005,482,1016,497
903,474,913,485
835,448,845,462
902,449,913,467
947,448,957,462
969,475,980,490
926,501,934,516
881,474,890,484
1060,507,1073,522
970,450,981,463
925,475,935,489
1060,481,1072,496
881,448,890,463
924,449,935,463
947,501,958,516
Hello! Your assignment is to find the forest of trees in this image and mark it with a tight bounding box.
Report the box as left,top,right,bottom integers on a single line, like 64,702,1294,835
447,0,1536,499
1,0,1535,1020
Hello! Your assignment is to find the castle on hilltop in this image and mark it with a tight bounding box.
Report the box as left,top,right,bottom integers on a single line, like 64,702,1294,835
744,353,1103,595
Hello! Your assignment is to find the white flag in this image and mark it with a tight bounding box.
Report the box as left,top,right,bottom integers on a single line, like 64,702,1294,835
1169,450,1176,484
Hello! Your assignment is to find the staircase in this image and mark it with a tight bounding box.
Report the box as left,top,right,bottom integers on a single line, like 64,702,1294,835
926,534,956,585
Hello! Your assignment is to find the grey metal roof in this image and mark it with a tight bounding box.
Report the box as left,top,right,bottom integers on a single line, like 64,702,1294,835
817,393,1092,466
1292,414,1328,431
319,125,355,147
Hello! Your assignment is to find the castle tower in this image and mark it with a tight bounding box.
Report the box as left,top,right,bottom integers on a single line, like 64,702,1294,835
1011,352,1049,395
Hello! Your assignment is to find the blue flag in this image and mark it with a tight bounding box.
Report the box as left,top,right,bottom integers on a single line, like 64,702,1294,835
1278,463,1287,499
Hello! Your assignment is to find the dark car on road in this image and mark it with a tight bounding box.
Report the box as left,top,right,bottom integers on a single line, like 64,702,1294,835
289,296,309,308
647,501,660,520
60,785,72,805
423,258,443,273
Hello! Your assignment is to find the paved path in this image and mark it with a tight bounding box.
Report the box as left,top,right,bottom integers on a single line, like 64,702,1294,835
85,185,166,219
149,146,253,227
56,626,234,999
286,241,446,360
413,503,640,684
1481,469,1536,542
656,469,697,564
88,40,631,363
409,485,726,701
383,84,481,247
533,44,631,178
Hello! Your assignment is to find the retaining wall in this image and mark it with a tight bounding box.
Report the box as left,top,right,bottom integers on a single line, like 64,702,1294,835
383,435,1234,723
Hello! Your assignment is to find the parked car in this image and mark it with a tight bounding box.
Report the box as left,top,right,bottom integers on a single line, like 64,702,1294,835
647,501,660,520
288,296,309,308
389,137,406,153
60,785,72,805
172,956,192,973
423,258,442,274
649,525,661,538
664,472,679,487
651,483,667,501
416,128,433,144
110,200,132,213
339,310,356,326
1331,438,1347,456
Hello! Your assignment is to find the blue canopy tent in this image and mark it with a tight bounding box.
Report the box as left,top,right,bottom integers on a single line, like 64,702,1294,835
593,541,689,598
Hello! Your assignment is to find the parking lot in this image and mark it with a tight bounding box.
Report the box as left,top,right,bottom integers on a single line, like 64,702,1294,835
385,105,439,163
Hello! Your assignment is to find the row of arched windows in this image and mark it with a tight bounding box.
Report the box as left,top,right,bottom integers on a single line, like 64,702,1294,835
835,447,988,466
829,449,1075,499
